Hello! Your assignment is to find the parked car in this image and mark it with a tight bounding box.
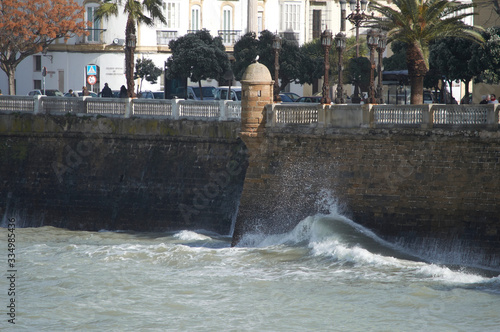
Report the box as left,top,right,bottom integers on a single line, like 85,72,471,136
214,87,242,101
138,91,155,99
186,86,217,100
280,91,300,102
295,96,322,103
153,91,164,99
65,90,98,97
27,89,64,97
423,90,434,104
279,94,295,102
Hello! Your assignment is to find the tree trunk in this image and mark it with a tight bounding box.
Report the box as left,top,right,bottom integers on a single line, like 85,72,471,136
406,43,428,104
463,79,471,104
198,80,203,100
8,65,16,95
125,17,136,98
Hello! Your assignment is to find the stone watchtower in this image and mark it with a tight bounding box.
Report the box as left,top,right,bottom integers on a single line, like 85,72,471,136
239,61,274,137
232,61,274,245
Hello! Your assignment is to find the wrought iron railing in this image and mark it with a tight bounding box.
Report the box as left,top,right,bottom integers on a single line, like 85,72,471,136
218,30,241,45
157,30,178,45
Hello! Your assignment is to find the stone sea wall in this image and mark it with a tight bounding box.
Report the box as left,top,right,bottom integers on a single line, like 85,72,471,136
234,126,500,268
0,113,247,234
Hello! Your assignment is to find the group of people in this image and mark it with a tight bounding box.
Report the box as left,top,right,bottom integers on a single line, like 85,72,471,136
66,83,129,98
101,83,129,98
479,94,499,104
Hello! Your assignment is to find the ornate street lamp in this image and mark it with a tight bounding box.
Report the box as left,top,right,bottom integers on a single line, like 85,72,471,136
376,30,387,104
367,28,379,104
321,29,333,104
347,0,370,104
272,34,282,102
335,32,346,104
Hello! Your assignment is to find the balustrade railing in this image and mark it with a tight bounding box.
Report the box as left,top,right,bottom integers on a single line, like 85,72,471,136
266,103,499,129
0,96,241,122
0,95,498,130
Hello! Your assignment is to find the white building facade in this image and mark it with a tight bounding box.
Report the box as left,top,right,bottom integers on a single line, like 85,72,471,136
1,0,360,97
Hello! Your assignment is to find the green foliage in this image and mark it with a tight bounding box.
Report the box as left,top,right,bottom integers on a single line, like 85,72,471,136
347,57,372,94
232,30,303,90
383,41,407,71
474,27,500,84
166,29,231,84
297,39,324,85
369,0,483,103
430,37,481,83
134,58,162,92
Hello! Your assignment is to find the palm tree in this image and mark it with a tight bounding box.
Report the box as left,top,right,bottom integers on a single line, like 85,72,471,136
369,0,483,104
96,0,166,98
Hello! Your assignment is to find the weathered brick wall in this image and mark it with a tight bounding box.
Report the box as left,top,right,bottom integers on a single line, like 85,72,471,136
0,113,247,234
234,126,500,268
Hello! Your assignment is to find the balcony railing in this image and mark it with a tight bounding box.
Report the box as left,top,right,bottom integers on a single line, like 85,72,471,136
279,31,299,45
157,30,178,46
218,30,241,46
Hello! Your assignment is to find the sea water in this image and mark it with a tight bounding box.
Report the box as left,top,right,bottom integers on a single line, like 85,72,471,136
1,209,499,331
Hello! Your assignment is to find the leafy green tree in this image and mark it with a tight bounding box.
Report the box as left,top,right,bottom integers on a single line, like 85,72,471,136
134,58,162,93
429,37,483,103
96,0,166,98
383,41,407,71
473,27,500,84
165,29,230,99
297,39,324,86
232,30,302,91
370,0,483,104
347,57,372,98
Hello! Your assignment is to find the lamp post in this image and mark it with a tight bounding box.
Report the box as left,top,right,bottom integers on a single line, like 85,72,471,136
321,29,333,104
347,0,369,103
335,32,346,104
366,29,379,104
272,34,282,102
376,30,387,104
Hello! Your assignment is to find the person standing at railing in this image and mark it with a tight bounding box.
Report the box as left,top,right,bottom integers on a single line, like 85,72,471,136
82,86,90,96
101,83,113,98
479,95,489,104
119,85,128,98
488,94,498,104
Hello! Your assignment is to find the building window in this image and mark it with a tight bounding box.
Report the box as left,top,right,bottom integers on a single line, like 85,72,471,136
258,7,264,33
312,10,322,40
191,5,200,31
281,2,301,32
220,5,233,44
160,1,180,29
34,80,42,90
34,55,42,72
86,3,101,43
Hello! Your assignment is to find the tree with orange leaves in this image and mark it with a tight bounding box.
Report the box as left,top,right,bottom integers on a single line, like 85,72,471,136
0,0,88,95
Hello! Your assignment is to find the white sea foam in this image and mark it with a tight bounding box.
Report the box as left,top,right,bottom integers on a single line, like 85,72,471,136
173,230,212,241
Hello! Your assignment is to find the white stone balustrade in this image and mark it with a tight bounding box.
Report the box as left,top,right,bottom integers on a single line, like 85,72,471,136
0,96,241,121
266,103,499,129
0,95,498,129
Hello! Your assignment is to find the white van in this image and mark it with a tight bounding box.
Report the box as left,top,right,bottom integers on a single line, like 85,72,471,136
214,87,242,101
186,86,217,100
